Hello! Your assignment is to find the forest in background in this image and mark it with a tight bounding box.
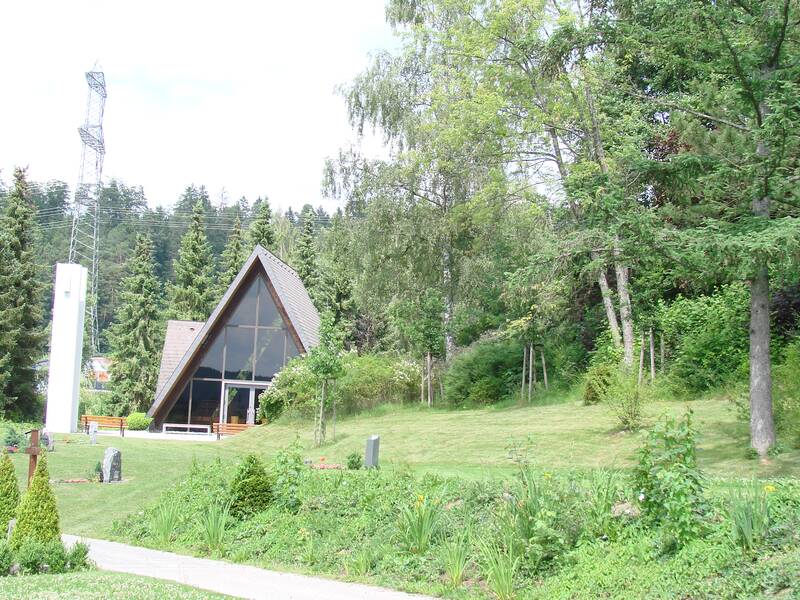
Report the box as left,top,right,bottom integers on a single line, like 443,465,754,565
0,0,799,458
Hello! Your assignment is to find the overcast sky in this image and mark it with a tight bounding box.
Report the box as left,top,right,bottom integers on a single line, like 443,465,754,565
0,1,395,213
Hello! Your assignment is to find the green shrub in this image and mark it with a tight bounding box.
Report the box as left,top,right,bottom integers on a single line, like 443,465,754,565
603,369,649,431
271,441,305,513
444,338,523,406
728,483,770,552
10,453,60,550
657,285,749,391
126,412,152,431
634,412,706,545
773,339,800,448
0,452,20,533
2,425,24,448
229,454,273,518
14,539,67,574
66,541,90,571
583,362,615,405
258,353,420,423
0,542,11,576
346,452,363,470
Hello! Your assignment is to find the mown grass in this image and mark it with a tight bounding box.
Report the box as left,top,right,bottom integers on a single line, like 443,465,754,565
0,571,230,599
2,396,798,538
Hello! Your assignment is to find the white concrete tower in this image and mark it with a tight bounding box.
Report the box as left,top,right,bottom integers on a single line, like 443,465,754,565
45,263,88,433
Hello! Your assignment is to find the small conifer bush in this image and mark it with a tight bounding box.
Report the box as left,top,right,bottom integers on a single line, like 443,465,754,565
0,452,20,533
10,453,60,550
229,454,273,518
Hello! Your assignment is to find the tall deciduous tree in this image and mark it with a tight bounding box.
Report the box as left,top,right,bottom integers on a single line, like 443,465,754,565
248,197,276,252
219,214,247,294
0,168,44,419
107,234,163,415
168,201,217,321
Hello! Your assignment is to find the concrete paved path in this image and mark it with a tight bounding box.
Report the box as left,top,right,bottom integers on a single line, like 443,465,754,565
63,535,435,600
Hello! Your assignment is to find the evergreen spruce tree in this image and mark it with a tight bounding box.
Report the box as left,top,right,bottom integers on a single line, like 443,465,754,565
10,453,59,550
0,452,19,534
294,207,318,291
168,201,217,321
219,215,248,294
0,168,44,419
107,235,163,415
248,198,276,251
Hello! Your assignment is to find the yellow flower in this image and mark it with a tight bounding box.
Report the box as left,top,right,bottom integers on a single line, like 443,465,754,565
417,494,425,503
763,484,777,493
543,472,552,480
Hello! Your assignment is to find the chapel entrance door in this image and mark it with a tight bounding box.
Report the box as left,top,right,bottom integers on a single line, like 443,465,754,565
222,384,267,425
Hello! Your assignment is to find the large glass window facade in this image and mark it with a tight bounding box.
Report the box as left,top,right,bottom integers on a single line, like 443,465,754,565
165,273,301,425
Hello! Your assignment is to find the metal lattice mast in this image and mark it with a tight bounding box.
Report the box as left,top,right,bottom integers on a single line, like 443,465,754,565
68,70,106,354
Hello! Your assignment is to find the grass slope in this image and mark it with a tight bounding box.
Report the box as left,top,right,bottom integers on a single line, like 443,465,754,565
0,571,230,599
3,397,798,538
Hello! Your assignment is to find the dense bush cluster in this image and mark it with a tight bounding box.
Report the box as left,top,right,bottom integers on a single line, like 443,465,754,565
258,352,419,422
125,412,153,431
444,338,523,406
229,455,273,518
773,340,800,448
114,426,799,598
657,285,750,391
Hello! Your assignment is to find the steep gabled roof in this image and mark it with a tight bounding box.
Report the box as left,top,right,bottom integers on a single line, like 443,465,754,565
154,320,204,399
147,245,320,419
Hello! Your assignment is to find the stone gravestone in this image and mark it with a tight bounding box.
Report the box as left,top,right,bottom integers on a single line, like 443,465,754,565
88,422,98,445
365,435,380,469
102,447,122,483
41,429,54,452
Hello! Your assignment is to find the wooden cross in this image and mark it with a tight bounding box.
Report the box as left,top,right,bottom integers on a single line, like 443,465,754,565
24,429,41,488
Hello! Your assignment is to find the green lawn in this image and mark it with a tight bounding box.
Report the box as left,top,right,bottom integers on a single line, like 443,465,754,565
5,397,799,538
0,571,230,599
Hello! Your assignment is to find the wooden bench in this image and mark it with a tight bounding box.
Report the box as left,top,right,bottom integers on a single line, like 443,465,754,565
212,423,256,438
81,415,127,437
162,423,211,435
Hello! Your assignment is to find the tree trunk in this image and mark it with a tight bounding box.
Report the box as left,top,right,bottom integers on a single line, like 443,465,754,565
747,50,776,456
638,333,645,386
649,328,656,382
426,351,433,408
614,256,635,368
442,248,456,362
532,348,537,385
750,256,775,457
660,333,665,373
420,360,425,404
528,344,533,402
596,264,622,348
316,381,326,447
541,350,548,391
521,344,527,402
332,381,336,441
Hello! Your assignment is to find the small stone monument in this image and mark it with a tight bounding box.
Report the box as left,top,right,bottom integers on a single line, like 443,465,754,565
41,429,54,452
88,422,98,445
102,447,122,483
365,434,380,469
6,518,15,541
